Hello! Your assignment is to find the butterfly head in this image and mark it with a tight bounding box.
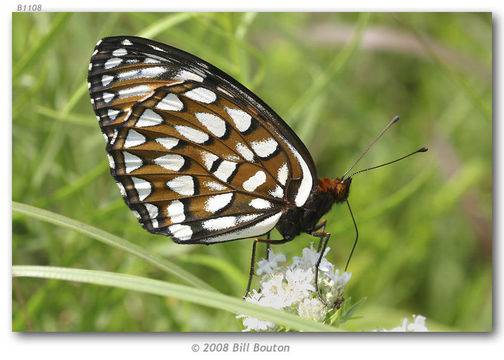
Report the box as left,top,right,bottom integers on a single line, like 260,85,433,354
318,177,352,204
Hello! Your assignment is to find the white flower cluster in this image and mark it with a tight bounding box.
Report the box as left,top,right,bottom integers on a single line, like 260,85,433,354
374,314,429,332
237,244,351,332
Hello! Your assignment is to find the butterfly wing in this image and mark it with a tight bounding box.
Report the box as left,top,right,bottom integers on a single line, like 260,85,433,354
88,36,317,244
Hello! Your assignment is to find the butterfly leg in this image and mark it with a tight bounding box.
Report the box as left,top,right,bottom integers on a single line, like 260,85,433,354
312,219,327,252
311,222,331,306
265,231,271,260
243,239,260,299
243,236,291,300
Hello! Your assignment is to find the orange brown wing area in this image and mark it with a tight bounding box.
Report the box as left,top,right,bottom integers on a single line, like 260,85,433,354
101,83,298,243
88,36,315,243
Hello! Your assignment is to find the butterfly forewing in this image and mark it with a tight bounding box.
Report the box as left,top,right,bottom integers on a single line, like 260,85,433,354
88,36,317,244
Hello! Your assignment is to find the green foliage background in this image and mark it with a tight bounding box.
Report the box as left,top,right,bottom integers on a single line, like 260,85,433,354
12,12,492,332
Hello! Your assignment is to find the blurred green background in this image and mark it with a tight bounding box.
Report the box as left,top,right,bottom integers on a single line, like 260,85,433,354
12,12,492,332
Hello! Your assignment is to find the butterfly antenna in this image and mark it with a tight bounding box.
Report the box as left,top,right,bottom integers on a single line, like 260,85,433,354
341,115,400,180
347,147,428,178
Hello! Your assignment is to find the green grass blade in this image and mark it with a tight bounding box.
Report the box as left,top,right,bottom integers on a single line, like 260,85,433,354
42,161,109,206
35,106,96,127
30,82,89,189
138,12,199,39
13,13,72,79
394,15,492,120
181,254,248,293
287,12,371,125
361,167,433,220
13,265,339,332
12,202,215,292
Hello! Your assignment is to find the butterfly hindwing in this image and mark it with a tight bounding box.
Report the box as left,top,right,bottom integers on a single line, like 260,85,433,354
88,36,317,243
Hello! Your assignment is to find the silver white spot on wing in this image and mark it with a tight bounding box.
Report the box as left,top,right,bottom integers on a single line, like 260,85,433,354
131,177,152,201
144,58,161,64
238,214,261,223
277,162,288,186
204,181,228,191
174,125,209,144
213,160,237,183
286,142,313,207
118,69,139,79
249,198,272,210
116,182,127,197
124,129,146,148
185,87,217,104
205,193,234,214
149,44,165,52
144,203,159,228
204,212,282,243
101,75,114,87
235,143,255,162
269,185,284,199
169,224,193,241
154,154,185,171
108,109,120,121
107,154,115,169
123,151,143,173
167,175,194,196
201,151,218,171
225,107,251,132
112,48,127,57
118,66,166,81
216,86,233,97
202,216,236,231
156,93,183,111
243,171,266,192
175,70,204,83
110,129,118,145
251,138,278,158
102,92,114,103
104,57,122,69
121,39,133,46
137,109,163,127
140,66,166,78
156,137,179,150
195,113,226,138
118,85,151,99
225,154,240,162
131,210,141,220
167,200,185,223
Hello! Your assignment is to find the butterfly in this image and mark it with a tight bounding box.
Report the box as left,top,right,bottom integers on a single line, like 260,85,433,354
87,36,426,305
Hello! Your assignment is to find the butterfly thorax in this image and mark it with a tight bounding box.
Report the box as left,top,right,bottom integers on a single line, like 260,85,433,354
317,177,352,203
275,177,352,241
